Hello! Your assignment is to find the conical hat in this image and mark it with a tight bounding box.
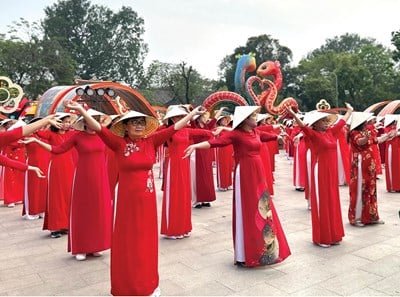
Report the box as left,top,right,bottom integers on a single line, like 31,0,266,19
163,105,188,121
8,119,26,130
0,118,14,127
111,110,159,138
384,114,398,127
303,110,333,126
54,112,78,123
349,112,374,131
217,114,232,124
232,106,260,129
73,109,110,131
256,113,271,123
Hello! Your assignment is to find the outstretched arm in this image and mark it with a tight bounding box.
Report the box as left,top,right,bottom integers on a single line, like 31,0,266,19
20,137,52,152
64,100,101,132
27,166,45,178
183,141,211,159
22,115,62,136
342,102,354,122
287,107,305,128
174,106,206,130
213,107,227,119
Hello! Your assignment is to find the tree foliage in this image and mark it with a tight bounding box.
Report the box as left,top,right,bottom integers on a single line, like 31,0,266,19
42,0,148,86
295,33,399,111
0,19,75,99
391,29,400,62
142,60,218,106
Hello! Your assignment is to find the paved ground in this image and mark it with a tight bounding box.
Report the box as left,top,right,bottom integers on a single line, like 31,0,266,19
1,151,400,296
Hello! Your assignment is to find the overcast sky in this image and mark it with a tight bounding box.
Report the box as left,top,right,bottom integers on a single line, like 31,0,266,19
1,0,399,79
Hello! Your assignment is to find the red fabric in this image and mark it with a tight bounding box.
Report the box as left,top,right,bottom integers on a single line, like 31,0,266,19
190,119,216,204
106,146,118,201
23,133,50,215
0,154,28,171
3,140,25,204
290,127,307,189
215,130,234,189
51,131,112,255
368,125,382,175
209,129,291,267
348,129,380,224
160,128,209,237
302,120,345,245
384,125,400,191
337,126,351,185
97,125,176,296
37,130,76,231
0,127,23,148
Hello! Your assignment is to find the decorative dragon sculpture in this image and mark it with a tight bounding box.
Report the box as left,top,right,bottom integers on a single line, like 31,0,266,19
202,54,298,117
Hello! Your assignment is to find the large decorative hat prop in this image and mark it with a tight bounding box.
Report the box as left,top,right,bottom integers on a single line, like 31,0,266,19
232,106,260,129
349,112,374,131
111,110,159,137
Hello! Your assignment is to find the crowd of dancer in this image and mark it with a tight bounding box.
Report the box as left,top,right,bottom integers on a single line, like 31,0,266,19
0,100,398,296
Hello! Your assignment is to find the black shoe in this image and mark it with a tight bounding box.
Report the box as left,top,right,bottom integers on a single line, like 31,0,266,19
194,204,202,209
235,261,246,267
59,229,68,235
50,231,62,238
202,202,211,207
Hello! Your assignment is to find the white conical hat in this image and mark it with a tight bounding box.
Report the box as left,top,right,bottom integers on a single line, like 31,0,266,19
0,118,14,126
303,110,331,126
256,113,271,123
383,114,399,127
8,119,26,131
216,114,232,124
73,108,109,131
232,106,260,129
163,105,188,120
349,112,374,131
54,112,78,123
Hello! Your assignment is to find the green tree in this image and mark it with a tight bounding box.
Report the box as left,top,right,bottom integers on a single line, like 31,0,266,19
296,33,399,111
142,60,218,106
0,19,75,99
43,0,148,86
391,29,400,62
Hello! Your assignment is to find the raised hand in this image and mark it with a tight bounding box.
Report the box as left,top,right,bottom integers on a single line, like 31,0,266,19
28,166,45,178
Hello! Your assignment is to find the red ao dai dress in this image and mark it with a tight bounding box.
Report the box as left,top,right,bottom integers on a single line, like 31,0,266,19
302,120,345,245
50,131,112,255
23,133,51,216
384,124,400,192
208,129,291,267
3,140,26,205
96,125,176,296
36,130,76,232
348,129,381,224
161,128,212,237
190,118,217,206
0,128,30,203
215,129,234,190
